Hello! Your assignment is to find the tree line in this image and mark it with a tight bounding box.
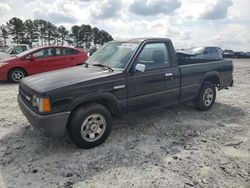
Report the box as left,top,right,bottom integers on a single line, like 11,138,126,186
0,17,113,48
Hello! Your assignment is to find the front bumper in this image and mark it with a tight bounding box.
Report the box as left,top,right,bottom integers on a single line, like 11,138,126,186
18,95,70,138
0,69,7,81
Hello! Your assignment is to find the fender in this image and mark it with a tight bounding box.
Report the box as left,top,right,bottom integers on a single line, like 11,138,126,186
66,92,123,116
199,71,220,87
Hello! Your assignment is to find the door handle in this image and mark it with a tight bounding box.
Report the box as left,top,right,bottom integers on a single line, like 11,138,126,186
165,73,173,77
165,72,174,80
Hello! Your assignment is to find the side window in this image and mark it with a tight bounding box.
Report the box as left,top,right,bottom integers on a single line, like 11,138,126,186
21,46,27,52
55,48,64,56
135,43,170,71
54,48,78,56
32,48,56,58
204,48,211,54
70,49,79,55
64,48,71,55
211,48,218,53
32,49,44,58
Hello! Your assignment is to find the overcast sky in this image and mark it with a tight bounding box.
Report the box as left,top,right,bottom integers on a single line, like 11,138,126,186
0,0,249,50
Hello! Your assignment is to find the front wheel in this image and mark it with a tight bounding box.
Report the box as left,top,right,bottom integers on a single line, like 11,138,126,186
8,68,26,83
68,103,112,149
194,81,216,111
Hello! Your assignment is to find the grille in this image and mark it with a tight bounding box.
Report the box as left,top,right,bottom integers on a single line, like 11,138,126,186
19,87,33,107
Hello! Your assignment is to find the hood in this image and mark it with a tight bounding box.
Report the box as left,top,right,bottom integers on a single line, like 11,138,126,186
0,52,11,59
21,66,123,93
0,55,17,63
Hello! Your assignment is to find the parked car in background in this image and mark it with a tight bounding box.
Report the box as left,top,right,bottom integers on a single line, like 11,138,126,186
0,46,88,82
232,51,249,58
245,52,250,58
223,50,234,58
83,49,92,57
78,47,98,57
0,44,30,59
223,50,250,59
176,47,223,61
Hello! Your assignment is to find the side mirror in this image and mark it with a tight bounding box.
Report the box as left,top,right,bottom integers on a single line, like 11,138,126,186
26,55,36,61
134,63,146,72
10,51,17,55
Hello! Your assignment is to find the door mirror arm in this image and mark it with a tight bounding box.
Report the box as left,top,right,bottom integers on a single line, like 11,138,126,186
26,55,36,61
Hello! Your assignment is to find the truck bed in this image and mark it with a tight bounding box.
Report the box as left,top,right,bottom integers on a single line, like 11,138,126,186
178,59,233,102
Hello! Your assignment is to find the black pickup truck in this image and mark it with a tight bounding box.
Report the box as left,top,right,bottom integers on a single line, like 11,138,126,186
18,38,233,149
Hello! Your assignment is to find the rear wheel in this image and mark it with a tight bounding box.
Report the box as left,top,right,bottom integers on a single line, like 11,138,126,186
8,68,26,83
68,103,112,149
194,81,216,111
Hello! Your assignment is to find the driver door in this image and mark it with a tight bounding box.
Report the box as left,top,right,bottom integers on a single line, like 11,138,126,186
127,42,180,113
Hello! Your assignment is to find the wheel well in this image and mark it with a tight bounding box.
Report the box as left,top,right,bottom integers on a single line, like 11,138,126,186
8,67,28,78
203,76,220,88
70,99,119,118
94,98,119,117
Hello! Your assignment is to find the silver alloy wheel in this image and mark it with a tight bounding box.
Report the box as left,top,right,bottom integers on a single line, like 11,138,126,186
80,113,106,142
203,88,214,106
12,70,25,82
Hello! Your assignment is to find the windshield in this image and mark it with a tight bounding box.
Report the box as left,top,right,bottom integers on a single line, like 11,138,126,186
16,48,36,57
190,47,205,54
86,41,139,69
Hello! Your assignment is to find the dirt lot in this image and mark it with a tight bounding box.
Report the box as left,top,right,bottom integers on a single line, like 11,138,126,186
0,59,249,188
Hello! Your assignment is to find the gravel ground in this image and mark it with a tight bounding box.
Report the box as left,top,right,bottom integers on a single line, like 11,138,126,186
0,59,249,188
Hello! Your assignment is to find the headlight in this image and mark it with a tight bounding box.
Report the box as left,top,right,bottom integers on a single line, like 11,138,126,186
0,62,9,67
32,95,51,112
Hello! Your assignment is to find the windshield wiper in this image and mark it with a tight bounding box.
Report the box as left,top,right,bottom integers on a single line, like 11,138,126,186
92,63,114,72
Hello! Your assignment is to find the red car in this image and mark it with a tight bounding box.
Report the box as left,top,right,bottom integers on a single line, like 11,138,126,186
0,46,88,83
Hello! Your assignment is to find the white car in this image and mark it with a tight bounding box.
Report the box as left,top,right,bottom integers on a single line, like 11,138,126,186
177,47,223,60
0,44,30,59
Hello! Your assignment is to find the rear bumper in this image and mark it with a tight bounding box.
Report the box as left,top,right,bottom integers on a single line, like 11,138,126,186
18,95,70,138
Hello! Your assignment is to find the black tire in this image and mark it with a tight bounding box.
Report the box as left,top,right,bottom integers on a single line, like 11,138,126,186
8,68,27,83
194,81,216,111
68,103,112,149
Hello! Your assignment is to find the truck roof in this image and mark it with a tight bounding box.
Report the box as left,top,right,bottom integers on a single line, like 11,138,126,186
10,44,29,47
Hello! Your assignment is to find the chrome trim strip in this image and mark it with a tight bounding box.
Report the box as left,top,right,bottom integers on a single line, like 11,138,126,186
114,85,126,90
